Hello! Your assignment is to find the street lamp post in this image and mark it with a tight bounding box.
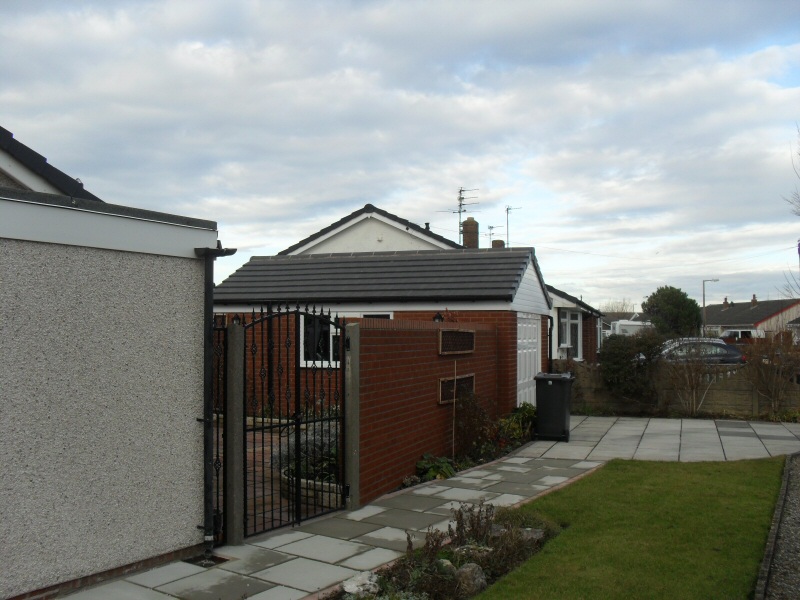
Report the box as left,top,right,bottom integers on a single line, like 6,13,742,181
702,278,719,336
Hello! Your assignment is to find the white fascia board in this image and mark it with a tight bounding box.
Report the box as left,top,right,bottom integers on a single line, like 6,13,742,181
1,196,217,258
0,150,62,194
214,300,515,315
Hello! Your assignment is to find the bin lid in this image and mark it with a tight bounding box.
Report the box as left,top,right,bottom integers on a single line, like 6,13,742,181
534,372,575,380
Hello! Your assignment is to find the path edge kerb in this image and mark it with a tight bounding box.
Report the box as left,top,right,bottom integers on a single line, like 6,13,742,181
753,451,798,600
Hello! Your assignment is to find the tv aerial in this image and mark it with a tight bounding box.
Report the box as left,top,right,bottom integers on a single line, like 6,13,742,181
438,187,479,245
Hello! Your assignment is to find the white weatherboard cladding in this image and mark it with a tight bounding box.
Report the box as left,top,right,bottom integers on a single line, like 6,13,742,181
294,215,449,254
510,260,550,315
517,314,540,406
0,239,205,598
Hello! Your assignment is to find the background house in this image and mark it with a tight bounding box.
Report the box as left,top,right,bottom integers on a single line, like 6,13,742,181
0,125,102,200
547,285,602,362
214,247,552,412
704,295,800,338
1,136,219,597
280,203,462,255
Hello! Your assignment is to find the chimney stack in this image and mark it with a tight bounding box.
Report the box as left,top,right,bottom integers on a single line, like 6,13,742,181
751,294,757,307
492,239,505,249
462,217,479,249
723,297,729,309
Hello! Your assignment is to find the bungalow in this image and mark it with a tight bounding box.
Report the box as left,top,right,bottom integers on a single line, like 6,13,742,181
704,295,800,338
214,247,552,412
546,285,603,362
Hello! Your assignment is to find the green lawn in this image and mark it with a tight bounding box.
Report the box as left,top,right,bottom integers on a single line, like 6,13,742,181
480,457,784,600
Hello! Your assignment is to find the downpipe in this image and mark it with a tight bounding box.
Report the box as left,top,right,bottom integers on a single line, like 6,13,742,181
195,243,236,559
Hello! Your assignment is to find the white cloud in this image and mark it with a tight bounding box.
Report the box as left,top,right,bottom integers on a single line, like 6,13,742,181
2,0,799,306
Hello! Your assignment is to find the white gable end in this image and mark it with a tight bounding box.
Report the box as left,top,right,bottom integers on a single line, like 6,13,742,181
510,259,550,315
293,213,451,254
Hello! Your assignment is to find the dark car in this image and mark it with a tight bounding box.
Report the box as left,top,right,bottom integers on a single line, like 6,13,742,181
661,338,746,365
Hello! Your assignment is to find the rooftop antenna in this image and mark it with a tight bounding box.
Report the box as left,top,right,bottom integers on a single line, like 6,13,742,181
505,205,521,248
487,225,504,243
439,187,479,244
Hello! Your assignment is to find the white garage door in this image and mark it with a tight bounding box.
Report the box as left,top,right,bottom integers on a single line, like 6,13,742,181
517,313,540,406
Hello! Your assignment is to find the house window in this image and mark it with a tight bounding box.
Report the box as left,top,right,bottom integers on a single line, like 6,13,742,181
559,310,582,359
302,315,340,365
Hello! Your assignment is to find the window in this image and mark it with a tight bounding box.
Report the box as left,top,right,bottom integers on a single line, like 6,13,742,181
558,310,582,359
302,315,340,365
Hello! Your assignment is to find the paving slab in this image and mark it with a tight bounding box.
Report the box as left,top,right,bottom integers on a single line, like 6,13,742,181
249,586,307,600
126,561,207,588
340,547,404,570
297,515,383,539
276,535,372,563
214,545,293,575
354,526,421,552
67,580,175,600
250,530,314,550
251,557,357,593
372,494,449,512
156,568,273,600
363,507,454,531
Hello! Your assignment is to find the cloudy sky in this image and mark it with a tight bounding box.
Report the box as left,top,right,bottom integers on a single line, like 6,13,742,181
3,0,800,309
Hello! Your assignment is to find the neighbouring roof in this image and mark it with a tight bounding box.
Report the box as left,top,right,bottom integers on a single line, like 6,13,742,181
546,285,602,317
278,203,462,255
216,248,545,305
0,126,102,202
704,299,800,328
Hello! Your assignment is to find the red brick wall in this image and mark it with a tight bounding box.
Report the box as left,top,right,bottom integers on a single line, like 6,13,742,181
582,315,599,363
395,310,518,415
541,315,551,373
356,318,498,503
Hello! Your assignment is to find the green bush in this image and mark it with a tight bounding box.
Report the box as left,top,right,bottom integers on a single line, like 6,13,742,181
598,330,664,405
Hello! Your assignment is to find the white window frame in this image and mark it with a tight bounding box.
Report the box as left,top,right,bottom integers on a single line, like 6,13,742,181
558,309,583,360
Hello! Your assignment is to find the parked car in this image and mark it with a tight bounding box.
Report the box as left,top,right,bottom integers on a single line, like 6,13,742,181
719,329,764,344
661,338,746,365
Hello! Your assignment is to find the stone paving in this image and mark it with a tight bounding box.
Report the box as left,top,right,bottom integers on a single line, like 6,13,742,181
66,417,800,600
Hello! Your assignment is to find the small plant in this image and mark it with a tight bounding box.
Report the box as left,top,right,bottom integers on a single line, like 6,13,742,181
416,454,457,481
278,424,341,482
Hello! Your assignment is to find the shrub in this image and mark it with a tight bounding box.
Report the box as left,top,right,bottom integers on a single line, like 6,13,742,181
742,334,800,417
598,330,664,405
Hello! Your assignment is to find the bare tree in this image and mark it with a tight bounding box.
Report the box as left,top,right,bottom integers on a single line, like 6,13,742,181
600,298,635,313
742,333,800,418
785,125,800,216
781,126,800,297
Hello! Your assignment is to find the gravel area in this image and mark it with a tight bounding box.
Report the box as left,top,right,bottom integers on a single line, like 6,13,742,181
762,453,800,599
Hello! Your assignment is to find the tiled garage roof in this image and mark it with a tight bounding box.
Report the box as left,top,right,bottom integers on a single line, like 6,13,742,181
215,248,541,305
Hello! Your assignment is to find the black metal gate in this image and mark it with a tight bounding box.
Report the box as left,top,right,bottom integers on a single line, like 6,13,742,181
241,304,346,536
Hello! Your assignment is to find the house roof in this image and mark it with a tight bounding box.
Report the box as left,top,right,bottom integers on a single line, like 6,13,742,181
215,248,545,305
0,126,102,202
704,298,800,328
546,285,602,317
278,203,462,255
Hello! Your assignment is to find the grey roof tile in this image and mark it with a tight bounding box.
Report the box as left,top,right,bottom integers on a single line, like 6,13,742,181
704,299,800,327
215,248,538,305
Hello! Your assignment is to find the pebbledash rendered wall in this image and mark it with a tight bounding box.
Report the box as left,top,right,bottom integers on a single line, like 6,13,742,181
0,190,218,599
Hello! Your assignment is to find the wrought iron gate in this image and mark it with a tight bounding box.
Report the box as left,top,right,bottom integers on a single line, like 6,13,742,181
241,304,346,536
